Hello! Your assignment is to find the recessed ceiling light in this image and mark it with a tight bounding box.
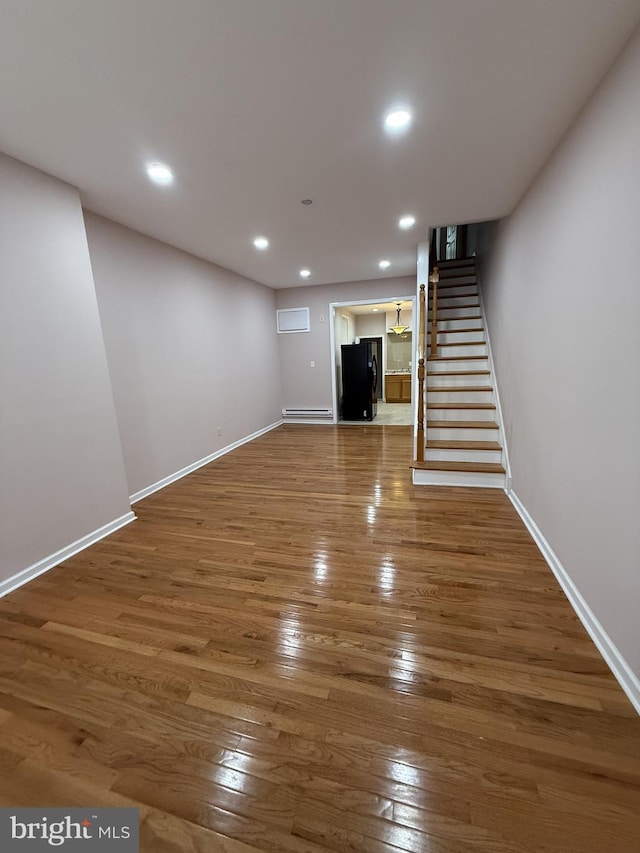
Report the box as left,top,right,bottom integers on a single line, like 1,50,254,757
299,268,311,279
384,109,412,132
372,308,379,312
379,259,391,270
399,215,416,229
146,162,173,185
253,236,269,250
301,199,313,205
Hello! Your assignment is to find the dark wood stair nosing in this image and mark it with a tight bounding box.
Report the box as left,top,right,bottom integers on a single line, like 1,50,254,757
426,403,496,410
427,440,502,450
428,355,488,362
413,460,505,474
427,326,484,338
438,341,487,347
427,385,493,393
427,420,499,429
427,370,491,376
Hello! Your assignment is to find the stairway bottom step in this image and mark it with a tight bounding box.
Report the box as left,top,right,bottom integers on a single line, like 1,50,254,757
427,440,502,450
427,370,490,376
428,420,499,430
414,460,505,474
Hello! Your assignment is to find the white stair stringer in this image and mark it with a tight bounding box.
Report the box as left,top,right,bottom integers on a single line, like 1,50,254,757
413,259,508,489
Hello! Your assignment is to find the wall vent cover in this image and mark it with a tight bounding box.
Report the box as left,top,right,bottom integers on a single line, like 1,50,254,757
277,307,310,333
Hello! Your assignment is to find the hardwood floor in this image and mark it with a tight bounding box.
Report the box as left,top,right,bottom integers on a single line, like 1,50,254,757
0,424,639,852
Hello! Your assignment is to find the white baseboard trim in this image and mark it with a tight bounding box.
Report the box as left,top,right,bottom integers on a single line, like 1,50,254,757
508,489,640,715
0,511,137,599
130,419,283,504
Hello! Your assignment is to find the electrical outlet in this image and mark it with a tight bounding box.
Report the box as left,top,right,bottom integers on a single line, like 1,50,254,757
310,360,315,368
217,426,222,436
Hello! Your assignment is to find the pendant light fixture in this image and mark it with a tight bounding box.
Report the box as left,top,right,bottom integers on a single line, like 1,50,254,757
390,302,408,335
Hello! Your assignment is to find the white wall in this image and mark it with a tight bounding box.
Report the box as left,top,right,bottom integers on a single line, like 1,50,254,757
480,27,640,680
0,154,131,586
85,213,282,497
355,313,386,339
277,276,414,411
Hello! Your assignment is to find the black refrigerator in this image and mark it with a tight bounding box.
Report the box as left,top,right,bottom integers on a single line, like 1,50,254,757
341,342,378,421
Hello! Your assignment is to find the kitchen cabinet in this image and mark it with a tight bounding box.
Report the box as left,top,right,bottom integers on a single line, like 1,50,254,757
385,373,411,403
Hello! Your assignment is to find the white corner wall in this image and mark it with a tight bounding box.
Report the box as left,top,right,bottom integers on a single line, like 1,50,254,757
0,154,132,589
480,28,640,685
84,214,282,498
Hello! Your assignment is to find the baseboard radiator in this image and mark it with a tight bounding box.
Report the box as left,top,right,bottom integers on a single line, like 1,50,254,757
282,407,333,419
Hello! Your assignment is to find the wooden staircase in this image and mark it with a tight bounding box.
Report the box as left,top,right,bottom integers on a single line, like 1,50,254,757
413,257,507,488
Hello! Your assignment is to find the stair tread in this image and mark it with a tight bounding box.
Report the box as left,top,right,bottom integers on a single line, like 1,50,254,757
438,284,478,293
427,440,502,450
428,355,488,361
427,370,490,376
429,299,478,305
437,315,482,323
428,420,499,429
414,460,505,474
436,274,476,281
430,305,481,312
430,301,480,306
428,327,484,334
437,340,486,347
427,385,493,392
427,402,495,410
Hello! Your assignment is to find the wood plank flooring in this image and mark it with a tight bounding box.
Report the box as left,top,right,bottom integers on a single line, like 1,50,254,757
0,424,639,852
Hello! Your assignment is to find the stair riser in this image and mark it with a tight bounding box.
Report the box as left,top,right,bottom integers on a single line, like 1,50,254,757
427,407,495,421
427,330,485,344
428,358,489,372
434,285,478,297
429,295,478,309
427,448,503,464
427,374,490,388
438,261,475,271
431,306,480,320
413,469,505,488
428,426,499,441
430,344,487,358
437,318,483,331
437,274,477,285
427,390,493,404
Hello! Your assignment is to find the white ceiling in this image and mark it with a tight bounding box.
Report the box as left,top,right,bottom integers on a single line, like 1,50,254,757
1,1,638,289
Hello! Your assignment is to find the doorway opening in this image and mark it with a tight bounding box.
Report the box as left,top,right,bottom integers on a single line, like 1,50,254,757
329,296,416,426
